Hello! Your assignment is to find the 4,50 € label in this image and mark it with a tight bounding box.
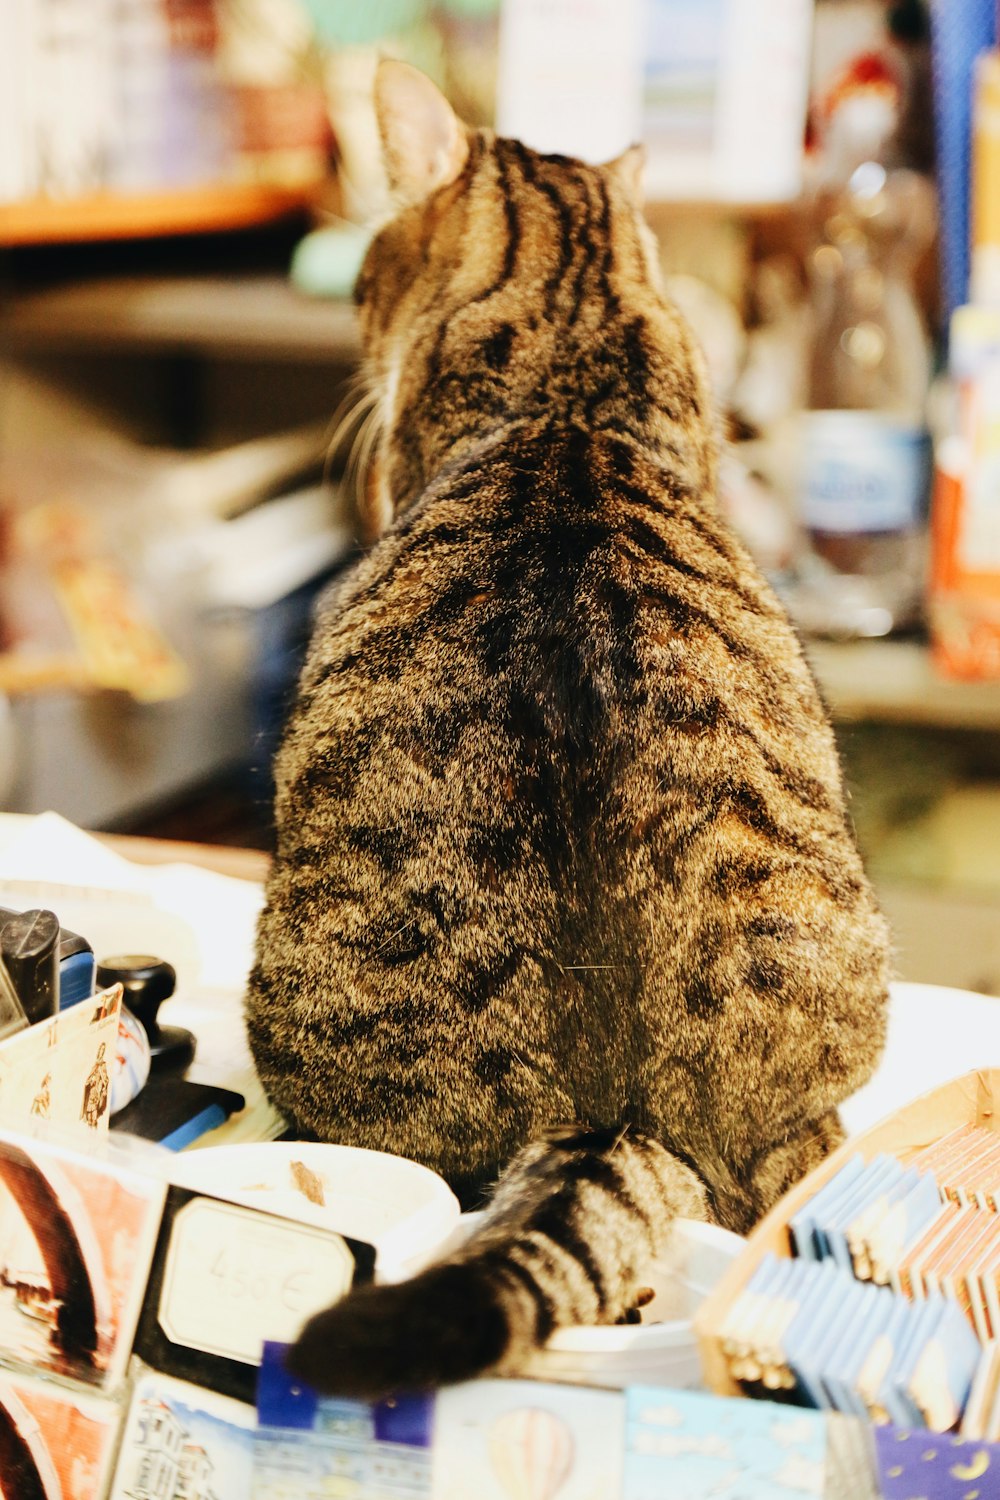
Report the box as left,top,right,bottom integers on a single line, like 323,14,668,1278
158,1198,356,1365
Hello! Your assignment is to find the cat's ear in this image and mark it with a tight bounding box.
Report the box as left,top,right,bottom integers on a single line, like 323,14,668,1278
605,144,645,206
374,58,469,205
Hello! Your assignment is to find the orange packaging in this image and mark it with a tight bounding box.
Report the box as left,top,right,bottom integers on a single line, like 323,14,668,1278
973,52,1000,306
930,308,1000,679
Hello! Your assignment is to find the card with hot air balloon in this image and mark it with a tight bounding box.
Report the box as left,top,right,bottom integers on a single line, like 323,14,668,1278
623,1386,826,1499
431,1378,625,1500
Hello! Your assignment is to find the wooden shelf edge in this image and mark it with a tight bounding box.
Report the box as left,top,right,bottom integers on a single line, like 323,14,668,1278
806,638,1000,731
6,274,361,360
0,181,325,247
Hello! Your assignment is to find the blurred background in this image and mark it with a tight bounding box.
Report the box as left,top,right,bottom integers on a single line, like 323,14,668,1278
3,0,1000,992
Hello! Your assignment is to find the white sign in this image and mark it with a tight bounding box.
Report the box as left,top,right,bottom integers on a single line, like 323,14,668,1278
158,1198,356,1366
496,0,645,163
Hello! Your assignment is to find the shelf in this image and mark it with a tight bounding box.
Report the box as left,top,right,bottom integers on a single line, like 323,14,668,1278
0,183,808,249
806,639,1000,732
6,275,360,362
645,196,812,224
0,182,325,247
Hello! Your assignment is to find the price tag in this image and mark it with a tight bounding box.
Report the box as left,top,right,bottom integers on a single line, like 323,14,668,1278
158,1198,356,1365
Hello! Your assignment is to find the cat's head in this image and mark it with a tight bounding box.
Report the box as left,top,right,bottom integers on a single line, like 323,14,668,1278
354,60,708,537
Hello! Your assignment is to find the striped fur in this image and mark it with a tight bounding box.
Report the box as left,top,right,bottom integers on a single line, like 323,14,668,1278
246,62,890,1398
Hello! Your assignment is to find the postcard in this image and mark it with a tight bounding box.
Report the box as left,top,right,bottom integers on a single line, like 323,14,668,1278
825,1412,880,1500
623,1386,825,1500
254,1426,433,1500
432,1378,624,1500
894,1201,964,1301
0,1125,165,1390
868,1176,945,1287
874,1425,1000,1499
108,1366,255,1500
0,983,121,1138
901,1298,981,1434
960,1340,1000,1440
789,1156,864,1261
254,1341,432,1499
784,1260,851,1409
0,1365,122,1499
910,1124,978,1178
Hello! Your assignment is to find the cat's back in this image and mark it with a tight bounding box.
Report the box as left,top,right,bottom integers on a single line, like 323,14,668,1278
274,409,861,1004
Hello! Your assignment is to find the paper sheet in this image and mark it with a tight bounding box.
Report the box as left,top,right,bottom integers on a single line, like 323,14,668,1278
0,812,283,1146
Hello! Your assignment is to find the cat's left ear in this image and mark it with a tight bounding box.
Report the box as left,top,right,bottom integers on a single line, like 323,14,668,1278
374,58,470,205
605,144,645,206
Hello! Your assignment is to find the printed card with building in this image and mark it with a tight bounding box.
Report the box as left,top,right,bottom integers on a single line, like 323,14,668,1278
108,1367,255,1500
253,1340,432,1499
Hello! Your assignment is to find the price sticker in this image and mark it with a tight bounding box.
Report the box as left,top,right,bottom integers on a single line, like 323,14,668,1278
158,1198,356,1365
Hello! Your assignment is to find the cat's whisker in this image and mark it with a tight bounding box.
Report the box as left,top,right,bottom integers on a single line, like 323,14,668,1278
322,378,379,487
556,963,625,972
348,401,385,504
376,922,414,952
315,204,369,231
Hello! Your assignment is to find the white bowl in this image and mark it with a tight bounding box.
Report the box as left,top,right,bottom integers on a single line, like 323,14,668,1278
169,1140,462,1283
441,1213,743,1391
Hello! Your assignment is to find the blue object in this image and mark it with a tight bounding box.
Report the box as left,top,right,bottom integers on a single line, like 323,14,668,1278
58,945,96,1008
258,1342,320,1429
290,225,373,300
372,1392,433,1448
930,0,997,320
158,1104,229,1151
257,1342,433,1444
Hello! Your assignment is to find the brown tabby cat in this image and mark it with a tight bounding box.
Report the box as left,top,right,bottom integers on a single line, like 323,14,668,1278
246,59,891,1400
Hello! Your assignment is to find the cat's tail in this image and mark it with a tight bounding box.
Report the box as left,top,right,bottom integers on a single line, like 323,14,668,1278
285,1126,709,1400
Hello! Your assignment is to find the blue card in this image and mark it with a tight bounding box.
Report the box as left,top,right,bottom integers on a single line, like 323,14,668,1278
789,1156,864,1261
624,1386,826,1500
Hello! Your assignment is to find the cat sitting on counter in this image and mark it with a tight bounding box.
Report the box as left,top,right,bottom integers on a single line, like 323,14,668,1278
246,60,891,1400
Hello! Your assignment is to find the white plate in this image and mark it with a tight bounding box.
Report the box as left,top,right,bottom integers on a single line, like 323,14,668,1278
169,1140,461,1282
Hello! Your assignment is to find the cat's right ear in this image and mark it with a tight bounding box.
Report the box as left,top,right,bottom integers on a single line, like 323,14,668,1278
374,59,469,206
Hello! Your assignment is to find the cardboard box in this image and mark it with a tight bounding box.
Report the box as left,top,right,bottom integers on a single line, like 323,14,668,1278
694,1070,1000,1396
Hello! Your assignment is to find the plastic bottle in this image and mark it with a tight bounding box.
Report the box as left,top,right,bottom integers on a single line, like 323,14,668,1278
793,162,936,637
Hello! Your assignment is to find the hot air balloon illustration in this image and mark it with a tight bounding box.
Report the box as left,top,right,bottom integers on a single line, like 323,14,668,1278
488,1406,574,1500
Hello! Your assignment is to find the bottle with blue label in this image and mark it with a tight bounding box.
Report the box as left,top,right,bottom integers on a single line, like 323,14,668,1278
794,163,936,636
